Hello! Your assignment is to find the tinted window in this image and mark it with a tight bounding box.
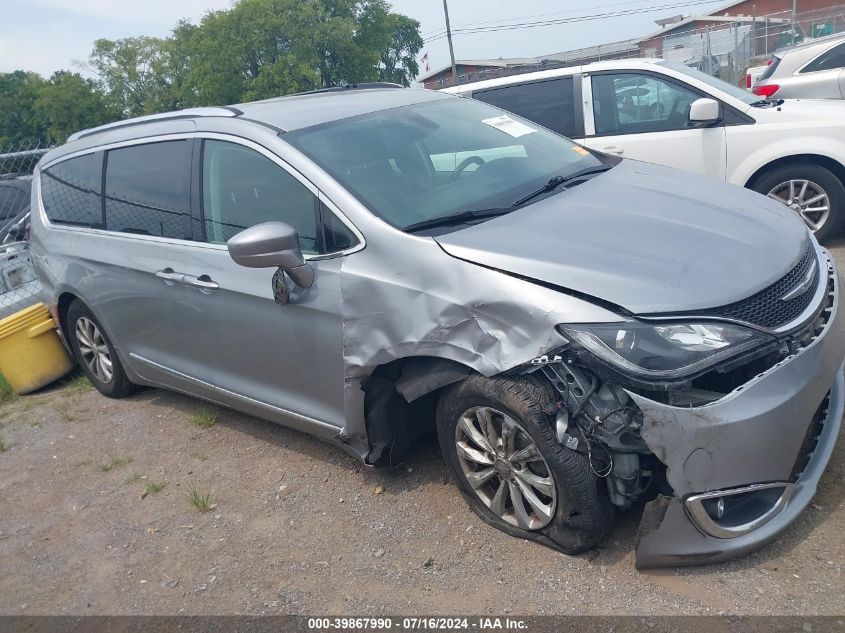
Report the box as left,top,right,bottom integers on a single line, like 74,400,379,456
202,140,319,254
473,78,579,137
320,202,357,252
41,153,103,227
802,42,845,73
592,73,703,135
105,141,192,239
756,57,780,82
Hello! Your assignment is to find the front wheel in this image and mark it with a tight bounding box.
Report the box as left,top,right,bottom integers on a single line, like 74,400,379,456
752,163,845,242
436,374,612,555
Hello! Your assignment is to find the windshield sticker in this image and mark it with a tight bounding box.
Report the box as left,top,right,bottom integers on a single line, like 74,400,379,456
571,146,590,156
481,115,537,138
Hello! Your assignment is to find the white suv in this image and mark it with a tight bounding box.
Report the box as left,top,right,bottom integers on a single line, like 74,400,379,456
445,58,845,241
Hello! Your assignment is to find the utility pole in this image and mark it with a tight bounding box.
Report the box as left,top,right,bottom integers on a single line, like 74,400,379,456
442,0,458,86
791,0,798,44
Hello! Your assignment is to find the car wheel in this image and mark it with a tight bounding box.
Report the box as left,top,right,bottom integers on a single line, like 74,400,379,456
436,374,612,555
752,163,845,242
67,300,135,398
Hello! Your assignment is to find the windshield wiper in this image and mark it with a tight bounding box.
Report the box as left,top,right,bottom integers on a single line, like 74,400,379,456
402,207,514,233
512,165,612,207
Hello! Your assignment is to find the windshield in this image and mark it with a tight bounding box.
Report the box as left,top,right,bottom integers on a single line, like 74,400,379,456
284,97,605,230
657,60,758,105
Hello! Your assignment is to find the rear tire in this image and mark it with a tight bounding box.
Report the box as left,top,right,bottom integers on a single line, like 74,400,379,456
751,163,845,243
66,301,135,398
436,374,612,555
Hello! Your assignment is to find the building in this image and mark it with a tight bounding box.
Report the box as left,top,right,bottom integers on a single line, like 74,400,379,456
418,0,845,89
418,58,545,90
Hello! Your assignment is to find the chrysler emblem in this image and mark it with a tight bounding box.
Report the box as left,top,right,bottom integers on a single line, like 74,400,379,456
780,259,817,302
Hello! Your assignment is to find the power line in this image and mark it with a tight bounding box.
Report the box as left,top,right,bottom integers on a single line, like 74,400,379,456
419,0,695,38
422,0,728,43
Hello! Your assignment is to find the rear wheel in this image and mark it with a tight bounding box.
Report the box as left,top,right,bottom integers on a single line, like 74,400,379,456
436,374,612,555
66,301,135,398
752,163,845,242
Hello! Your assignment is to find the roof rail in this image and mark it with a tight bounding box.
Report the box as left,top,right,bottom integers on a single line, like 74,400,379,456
66,106,242,143
290,82,405,97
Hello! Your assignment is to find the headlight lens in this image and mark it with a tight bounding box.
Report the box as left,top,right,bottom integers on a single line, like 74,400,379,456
559,321,772,379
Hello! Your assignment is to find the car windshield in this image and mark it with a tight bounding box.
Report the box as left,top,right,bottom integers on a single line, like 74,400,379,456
284,97,605,231
658,61,759,105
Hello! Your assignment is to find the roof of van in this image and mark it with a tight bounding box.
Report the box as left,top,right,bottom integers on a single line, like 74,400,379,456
65,85,451,145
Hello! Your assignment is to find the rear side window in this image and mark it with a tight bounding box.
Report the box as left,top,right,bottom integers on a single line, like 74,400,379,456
757,57,781,82
802,42,845,73
105,141,192,239
473,77,580,137
202,140,320,253
40,153,103,227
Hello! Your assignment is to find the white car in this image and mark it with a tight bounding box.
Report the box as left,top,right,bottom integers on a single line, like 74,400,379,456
746,64,769,91
444,59,845,241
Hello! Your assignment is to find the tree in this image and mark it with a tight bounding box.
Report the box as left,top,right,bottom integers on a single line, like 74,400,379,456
0,71,47,146
88,36,175,117
33,71,117,144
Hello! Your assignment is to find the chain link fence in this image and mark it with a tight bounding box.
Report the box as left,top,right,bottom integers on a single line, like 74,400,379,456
435,5,845,90
0,141,52,320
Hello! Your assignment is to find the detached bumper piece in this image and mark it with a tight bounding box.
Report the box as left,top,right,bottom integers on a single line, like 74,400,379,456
634,251,845,568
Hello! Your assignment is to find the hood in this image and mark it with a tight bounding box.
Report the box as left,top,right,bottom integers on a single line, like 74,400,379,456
748,98,845,124
435,160,810,314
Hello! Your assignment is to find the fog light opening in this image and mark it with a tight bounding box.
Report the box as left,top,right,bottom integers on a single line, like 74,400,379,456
687,483,794,538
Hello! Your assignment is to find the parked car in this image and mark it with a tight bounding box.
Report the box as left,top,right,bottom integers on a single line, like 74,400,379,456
0,182,41,320
0,238,41,321
445,58,845,241
30,86,844,568
746,63,769,91
0,176,32,224
753,33,845,100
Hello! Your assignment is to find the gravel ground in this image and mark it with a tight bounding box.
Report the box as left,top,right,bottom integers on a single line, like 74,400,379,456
1,241,845,617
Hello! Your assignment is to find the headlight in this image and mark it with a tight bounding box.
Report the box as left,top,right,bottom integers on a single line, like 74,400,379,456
558,321,773,379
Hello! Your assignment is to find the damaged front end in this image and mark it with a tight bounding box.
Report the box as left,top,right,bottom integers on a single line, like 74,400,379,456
521,245,845,568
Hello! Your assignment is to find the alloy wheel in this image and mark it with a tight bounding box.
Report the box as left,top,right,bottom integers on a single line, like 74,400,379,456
75,316,113,384
768,179,831,232
454,406,556,530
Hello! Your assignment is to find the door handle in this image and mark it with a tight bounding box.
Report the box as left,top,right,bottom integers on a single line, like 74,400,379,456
183,274,219,293
155,268,185,285
601,146,624,155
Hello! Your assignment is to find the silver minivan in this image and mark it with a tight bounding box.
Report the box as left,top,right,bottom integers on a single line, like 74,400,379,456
30,86,845,569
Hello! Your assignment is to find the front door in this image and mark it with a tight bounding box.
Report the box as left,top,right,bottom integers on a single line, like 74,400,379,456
179,137,358,437
580,72,727,181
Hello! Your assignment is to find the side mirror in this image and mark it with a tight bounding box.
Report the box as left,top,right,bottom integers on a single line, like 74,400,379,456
688,98,721,126
227,221,314,288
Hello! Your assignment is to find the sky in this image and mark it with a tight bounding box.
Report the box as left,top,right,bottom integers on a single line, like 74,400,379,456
0,0,731,79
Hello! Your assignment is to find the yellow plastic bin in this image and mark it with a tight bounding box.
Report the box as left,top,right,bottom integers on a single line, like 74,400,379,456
0,303,73,395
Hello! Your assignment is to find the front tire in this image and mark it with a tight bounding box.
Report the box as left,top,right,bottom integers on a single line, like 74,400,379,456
436,374,612,555
66,300,135,398
752,163,845,242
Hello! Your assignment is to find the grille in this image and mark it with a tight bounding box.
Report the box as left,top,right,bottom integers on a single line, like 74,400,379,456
693,244,819,329
790,392,829,482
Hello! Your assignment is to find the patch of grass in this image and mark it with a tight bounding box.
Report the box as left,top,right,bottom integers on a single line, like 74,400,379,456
190,407,217,429
73,458,93,468
185,482,214,512
54,396,78,422
0,374,15,404
66,373,93,392
190,450,208,461
100,455,134,472
144,481,165,496
0,434,6,452
124,472,144,485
